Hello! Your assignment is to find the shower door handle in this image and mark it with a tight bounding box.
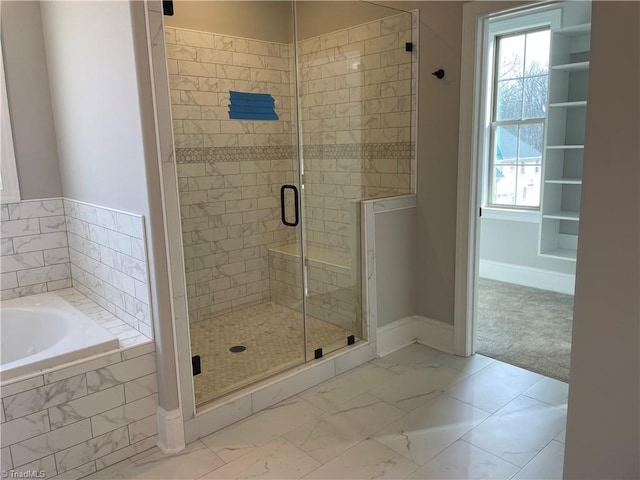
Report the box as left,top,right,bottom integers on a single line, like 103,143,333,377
280,185,299,227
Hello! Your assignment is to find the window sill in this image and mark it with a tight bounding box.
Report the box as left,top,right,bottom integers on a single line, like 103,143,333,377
482,207,541,223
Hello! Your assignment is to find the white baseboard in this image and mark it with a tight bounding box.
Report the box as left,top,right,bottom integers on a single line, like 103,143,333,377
157,407,185,454
479,259,575,295
377,316,454,357
377,316,416,357
414,316,454,354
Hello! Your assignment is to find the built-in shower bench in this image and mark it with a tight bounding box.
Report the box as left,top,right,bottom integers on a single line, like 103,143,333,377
267,243,359,332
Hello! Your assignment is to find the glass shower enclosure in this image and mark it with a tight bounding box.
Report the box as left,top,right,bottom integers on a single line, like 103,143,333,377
164,1,416,407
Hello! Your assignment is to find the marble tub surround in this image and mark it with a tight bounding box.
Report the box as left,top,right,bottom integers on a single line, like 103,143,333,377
0,198,152,339
64,199,152,338
0,340,158,479
80,343,569,480
56,288,151,348
1,199,71,300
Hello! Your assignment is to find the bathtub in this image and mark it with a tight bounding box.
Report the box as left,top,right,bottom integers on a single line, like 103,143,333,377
1,293,119,382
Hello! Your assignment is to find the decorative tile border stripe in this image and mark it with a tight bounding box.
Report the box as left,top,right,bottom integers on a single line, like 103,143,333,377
176,146,295,164
176,142,415,164
302,143,415,160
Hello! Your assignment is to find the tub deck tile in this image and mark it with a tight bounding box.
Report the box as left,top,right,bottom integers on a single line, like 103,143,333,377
10,418,92,467
43,352,123,385
48,385,126,430
3,375,87,421
0,376,45,399
0,410,50,448
54,426,129,474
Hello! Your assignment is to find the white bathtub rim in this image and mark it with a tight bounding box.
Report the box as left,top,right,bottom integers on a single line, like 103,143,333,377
0,339,155,388
1,293,120,382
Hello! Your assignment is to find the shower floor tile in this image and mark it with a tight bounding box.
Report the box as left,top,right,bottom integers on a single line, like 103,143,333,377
190,302,353,404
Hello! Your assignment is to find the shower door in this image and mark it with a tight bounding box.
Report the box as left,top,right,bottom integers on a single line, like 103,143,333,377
165,0,308,407
295,3,417,358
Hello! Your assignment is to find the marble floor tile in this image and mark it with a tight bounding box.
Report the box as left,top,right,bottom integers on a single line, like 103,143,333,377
303,438,420,480
446,361,544,413
408,440,520,480
369,365,468,412
372,393,489,466
522,377,569,406
84,440,223,479
425,349,496,375
512,440,565,480
200,395,323,463
283,393,406,464
554,429,566,443
200,438,320,480
300,363,397,413
371,344,441,374
79,344,577,480
462,395,567,467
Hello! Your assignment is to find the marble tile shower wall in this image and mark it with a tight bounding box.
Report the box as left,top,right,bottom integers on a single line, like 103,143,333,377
0,198,151,339
298,13,416,254
165,27,298,323
64,199,152,338
1,199,71,300
0,344,158,479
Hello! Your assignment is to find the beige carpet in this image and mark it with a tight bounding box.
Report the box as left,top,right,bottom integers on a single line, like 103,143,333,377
476,278,573,383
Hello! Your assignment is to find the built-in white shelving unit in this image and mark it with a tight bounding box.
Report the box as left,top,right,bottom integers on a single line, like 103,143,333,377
539,18,591,262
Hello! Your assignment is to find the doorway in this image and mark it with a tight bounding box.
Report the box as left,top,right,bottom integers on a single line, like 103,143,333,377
455,1,592,382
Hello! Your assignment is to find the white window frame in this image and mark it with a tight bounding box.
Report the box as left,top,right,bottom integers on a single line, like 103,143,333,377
0,19,21,204
478,8,561,218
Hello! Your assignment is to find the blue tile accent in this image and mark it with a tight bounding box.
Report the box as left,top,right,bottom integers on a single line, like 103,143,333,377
228,91,278,120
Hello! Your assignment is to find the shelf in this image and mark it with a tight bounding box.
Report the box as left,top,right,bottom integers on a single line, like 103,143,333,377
546,145,584,150
553,23,591,36
549,101,587,108
543,211,580,221
545,178,582,185
551,61,590,72
540,248,577,261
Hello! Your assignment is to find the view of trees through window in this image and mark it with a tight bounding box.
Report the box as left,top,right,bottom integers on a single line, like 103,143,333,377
490,29,550,207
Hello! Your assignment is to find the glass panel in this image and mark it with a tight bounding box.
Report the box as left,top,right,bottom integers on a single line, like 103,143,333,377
295,3,415,357
525,30,550,75
523,76,548,119
492,164,517,206
166,1,306,408
496,79,523,121
519,123,544,162
497,34,525,80
494,125,519,163
516,165,542,207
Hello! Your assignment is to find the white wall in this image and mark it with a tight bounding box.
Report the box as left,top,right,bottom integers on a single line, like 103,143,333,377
164,1,293,43
383,1,464,325
564,2,639,477
480,219,575,275
39,0,148,214
479,218,576,293
375,207,417,327
1,1,62,199
38,0,181,419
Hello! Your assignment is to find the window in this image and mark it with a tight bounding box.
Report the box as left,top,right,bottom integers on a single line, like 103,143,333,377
0,31,21,203
482,8,560,212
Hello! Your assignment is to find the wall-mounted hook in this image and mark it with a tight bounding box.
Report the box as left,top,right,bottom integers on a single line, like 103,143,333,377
432,69,445,79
